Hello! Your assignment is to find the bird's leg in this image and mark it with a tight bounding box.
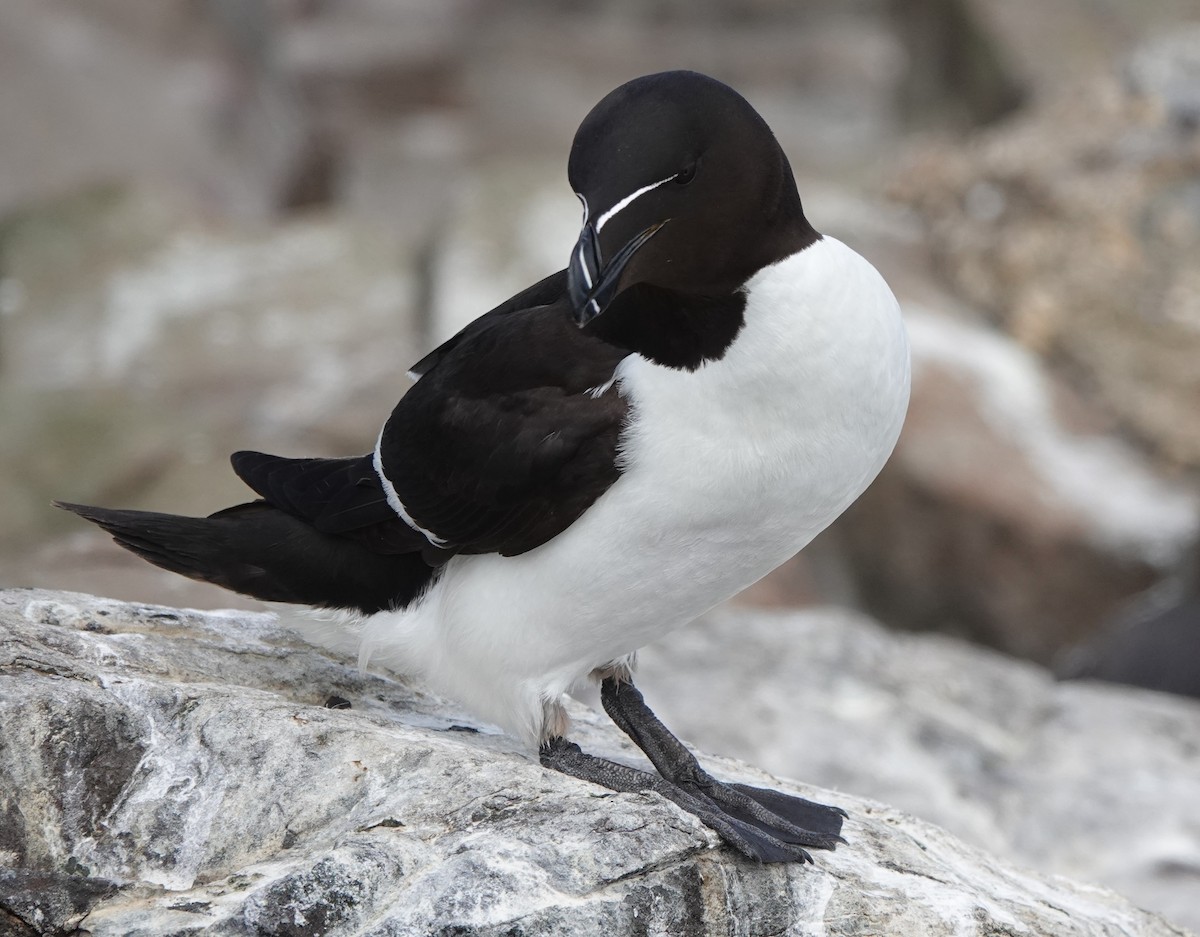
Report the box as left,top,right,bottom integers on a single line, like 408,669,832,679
539,677,846,863
539,736,814,862
600,676,846,858
539,737,686,801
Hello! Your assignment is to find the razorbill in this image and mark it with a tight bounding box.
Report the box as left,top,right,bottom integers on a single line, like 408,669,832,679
59,70,910,863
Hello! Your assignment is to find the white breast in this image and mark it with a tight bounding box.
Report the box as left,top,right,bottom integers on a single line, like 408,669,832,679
341,236,910,743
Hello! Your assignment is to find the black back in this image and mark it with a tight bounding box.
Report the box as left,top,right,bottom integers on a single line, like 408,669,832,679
378,297,630,557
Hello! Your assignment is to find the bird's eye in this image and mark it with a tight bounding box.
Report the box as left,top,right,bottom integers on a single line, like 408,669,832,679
674,163,697,186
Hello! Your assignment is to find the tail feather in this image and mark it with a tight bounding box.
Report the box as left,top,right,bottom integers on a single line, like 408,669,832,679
230,451,392,533
54,501,435,614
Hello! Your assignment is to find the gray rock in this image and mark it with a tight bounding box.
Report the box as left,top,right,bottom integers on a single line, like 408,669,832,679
893,26,1200,471
639,605,1200,932
0,0,305,220
1127,24,1200,127
0,188,419,609
834,308,1198,662
1060,561,1200,699
0,589,1191,935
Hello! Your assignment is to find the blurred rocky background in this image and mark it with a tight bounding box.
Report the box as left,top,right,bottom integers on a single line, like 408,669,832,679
3,0,1200,928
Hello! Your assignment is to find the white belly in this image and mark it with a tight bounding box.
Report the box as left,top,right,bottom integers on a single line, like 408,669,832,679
344,237,910,742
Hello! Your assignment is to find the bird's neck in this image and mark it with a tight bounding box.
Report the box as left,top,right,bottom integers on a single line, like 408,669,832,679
583,208,821,372
584,285,748,370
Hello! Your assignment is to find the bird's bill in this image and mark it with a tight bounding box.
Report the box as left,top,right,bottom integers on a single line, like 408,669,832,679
567,221,665,327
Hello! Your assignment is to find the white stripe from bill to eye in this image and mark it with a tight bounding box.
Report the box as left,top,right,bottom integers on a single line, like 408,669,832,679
594,173,678,232
373,428,450,548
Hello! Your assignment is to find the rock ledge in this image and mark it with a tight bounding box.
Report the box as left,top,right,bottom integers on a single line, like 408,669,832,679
0,589,1189,936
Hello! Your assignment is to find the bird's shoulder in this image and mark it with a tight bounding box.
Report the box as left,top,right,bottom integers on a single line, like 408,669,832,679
380,284,632,557
408,269,569,379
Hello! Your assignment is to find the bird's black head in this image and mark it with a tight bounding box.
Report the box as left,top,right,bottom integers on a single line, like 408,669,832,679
566,70,817,327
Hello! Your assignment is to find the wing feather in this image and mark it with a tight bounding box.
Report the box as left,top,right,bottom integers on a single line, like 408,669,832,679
228,285,630,562
380,297,630,556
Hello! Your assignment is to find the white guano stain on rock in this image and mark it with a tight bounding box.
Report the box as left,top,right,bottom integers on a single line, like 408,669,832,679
905,308,1199,565
100,226,348,380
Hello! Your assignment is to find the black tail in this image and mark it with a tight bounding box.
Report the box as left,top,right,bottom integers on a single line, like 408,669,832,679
54,501,435,614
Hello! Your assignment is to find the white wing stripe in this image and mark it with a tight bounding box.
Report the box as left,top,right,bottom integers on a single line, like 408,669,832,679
373,428,450,548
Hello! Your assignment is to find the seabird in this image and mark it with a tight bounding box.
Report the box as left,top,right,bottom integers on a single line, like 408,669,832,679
58,70,910,863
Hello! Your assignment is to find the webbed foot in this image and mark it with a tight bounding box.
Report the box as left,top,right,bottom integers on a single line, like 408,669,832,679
538,678,844,863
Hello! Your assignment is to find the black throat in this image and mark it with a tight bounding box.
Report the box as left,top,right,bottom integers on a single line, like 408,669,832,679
584,284,748,371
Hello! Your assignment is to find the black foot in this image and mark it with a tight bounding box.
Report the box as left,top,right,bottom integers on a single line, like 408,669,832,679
538,680,846,864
